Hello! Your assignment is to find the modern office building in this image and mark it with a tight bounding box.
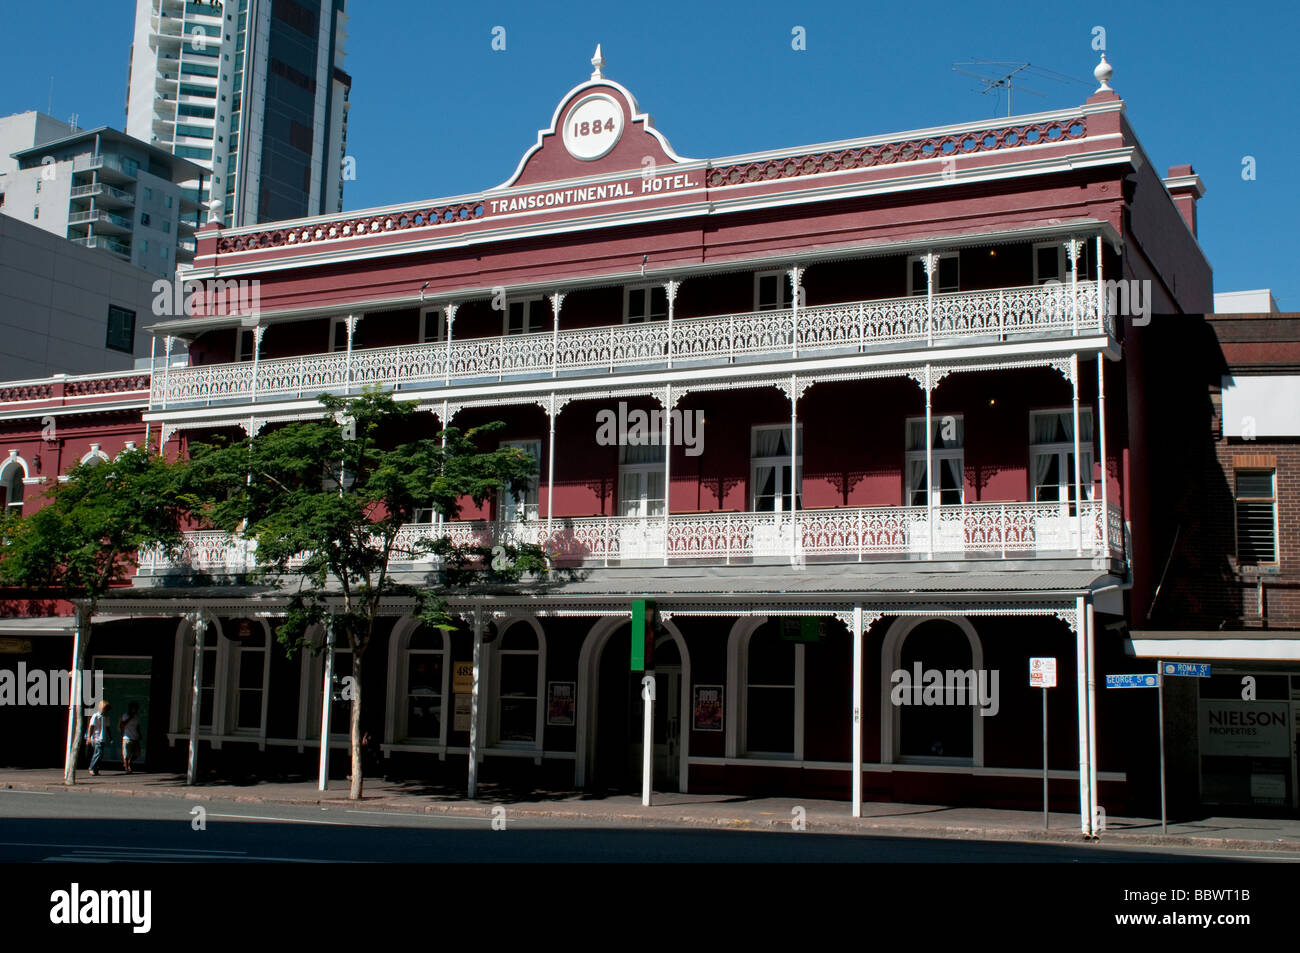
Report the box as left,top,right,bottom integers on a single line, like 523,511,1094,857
5,52,1262,828
125,0,351,228
0,215,157,379
1,119,205,279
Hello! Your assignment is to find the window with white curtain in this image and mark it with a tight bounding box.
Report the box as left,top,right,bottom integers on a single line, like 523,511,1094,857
498,439,541,522
618,442,666,517
751,425,802,512
905,416,964,506
1029,409,1094,505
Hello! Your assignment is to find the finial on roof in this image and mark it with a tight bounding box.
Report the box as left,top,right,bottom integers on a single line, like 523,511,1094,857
1093,53,1114,93
591,44,605,80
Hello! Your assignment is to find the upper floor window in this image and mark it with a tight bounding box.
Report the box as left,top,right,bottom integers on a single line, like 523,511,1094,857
329,317,349,353
1034,241,1091,284
505,299,548,336
498,439,541,522
618,443,666,517
419,306,445,344
905,415,964,506
1029,409,1094,504
141,212,152,226
235,327,256,362
625,285,668,324
751,425,802,512
0,459,25,515
754,271,791,311
908,253,959,295
1235,470,1277,565
106,305,136,353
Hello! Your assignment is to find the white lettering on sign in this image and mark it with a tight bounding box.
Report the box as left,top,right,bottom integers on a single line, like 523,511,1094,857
488,174,699,216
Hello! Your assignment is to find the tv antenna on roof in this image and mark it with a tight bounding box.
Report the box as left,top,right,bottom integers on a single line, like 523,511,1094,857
952,60,1088,117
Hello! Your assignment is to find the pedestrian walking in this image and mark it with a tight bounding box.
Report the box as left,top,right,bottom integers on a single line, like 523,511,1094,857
85,700,112,776
119,701,142,774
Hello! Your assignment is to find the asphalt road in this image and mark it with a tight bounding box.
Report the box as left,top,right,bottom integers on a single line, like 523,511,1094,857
0,790,1292,863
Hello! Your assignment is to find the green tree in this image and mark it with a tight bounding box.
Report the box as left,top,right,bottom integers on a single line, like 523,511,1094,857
186,390,546,799
0,448,188,784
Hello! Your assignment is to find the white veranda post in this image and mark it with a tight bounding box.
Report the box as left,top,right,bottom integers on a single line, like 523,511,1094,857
318,618,334,791
187,611,209,786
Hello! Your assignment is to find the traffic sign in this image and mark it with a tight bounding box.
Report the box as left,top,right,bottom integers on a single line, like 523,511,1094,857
1161,662,1211,678
1029,657,1057,689
1106,673,1159,689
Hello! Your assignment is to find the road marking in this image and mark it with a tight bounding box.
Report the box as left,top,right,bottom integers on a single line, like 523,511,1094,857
207,812,352,826
344,809,490,822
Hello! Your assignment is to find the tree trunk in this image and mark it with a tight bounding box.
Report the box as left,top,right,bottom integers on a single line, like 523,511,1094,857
349,649,363,799
63,604,90,785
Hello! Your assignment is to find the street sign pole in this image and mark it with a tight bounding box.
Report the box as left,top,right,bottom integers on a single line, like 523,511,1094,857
1157,659,1167,835
1042,686,1049,830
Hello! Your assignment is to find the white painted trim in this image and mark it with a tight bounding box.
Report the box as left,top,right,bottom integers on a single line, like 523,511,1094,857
879,615,985,767
1128,638,1300,661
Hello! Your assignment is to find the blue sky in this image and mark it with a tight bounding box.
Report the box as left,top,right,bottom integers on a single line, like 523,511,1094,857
3,0,1297,307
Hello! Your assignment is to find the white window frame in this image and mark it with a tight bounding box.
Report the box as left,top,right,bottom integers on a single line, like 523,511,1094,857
623,284,668,324
498,439,541,522
753,270,790,312
0,454,27,514
726,617,805,760
328,316,350,353
504,298,548,336
750,424,802,513
907,252,959,295
170,617,271,743
1028,408,1095,505
301,631,354,745
419,306,445,344
618,442,666,517
488,619,546,750
387,621,450,747
905,416,965,507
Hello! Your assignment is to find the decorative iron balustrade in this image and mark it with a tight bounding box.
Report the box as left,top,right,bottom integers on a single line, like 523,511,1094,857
152,282,1105,408
137,499,1124,577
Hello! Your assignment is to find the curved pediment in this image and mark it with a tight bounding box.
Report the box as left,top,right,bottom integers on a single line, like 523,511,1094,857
497,46,693,189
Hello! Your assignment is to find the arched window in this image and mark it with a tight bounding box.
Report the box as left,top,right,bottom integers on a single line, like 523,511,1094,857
728,617,804,759
880,616,986,767
229,620,268,733
79,444,110,467
171,618,270,739
491,621,544,746
401,626,448,743
0,457,25,514
301,629,353,742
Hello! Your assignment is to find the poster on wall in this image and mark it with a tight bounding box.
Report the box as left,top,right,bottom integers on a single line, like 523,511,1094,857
1198,699,1291,758
693,685,723,732
546,681,575,726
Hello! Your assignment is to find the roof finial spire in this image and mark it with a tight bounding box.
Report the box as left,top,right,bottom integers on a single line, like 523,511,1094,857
590,44,605,80
1093,53,1114,93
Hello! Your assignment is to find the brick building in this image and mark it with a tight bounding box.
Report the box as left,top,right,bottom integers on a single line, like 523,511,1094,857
2,50,1238,829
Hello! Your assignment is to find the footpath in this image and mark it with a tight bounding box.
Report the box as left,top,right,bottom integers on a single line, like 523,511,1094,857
3,767,1299,855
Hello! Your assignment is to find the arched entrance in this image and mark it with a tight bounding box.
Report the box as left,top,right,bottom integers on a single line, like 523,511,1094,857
575,616,690,793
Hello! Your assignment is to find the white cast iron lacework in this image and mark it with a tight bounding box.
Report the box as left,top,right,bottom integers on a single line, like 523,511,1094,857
153,283,1104,407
